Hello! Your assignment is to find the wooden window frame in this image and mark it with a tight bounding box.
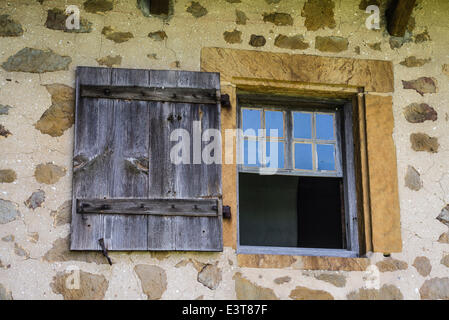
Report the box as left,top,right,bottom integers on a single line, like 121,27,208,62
236,95,359,258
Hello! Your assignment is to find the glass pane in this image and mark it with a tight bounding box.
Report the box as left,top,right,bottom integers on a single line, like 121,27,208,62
317,144,336,171
243,139,261,167
294,143,313,170
316,113,334,140
293,112,312,139
266,141,284,169
265,111,283,138
242,109,261,136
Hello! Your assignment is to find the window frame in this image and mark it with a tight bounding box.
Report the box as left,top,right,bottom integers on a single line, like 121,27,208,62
236,94,360,258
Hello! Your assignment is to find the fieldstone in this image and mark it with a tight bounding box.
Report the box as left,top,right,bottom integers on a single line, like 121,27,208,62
96,55,122,67
24,190,45,209
415,29,430,43
2,48,71,73
368,42,381,51
274,34,309,50
302,0,335,31
389,34,413,49
437,205,449,227
197,263,222,290
0,15,23,37
45,8,92,33
273,276,291,284
0,105,12,115
223,29,242,44
402,77,437,96
315,36,348,53
249,35,266,47
314,273,346,287
0,124,11,138
400,56,431,68
443,64,449,78
34,163,66,184
28,232,39,243
134,265,167,300
0,169,17,183
148,30,167,41
410,133,439,153
354,46,361,54
347,284,403,300
262,12,293,26
43,236,108,264
413,256,431,277
0,199,20,224
51,270,109,300
83,0,113,13
420,277,449,299
186,2,207,18
102,26,133,43
50,200,71,227
234,273,278,300
235,10,248,25
0,284,13,300
14,242,29,258
441,254,449,268
404,165,422,191
359,0,380,10
175,259,205,271
438,232,449,243
404,103,437,123
1,235,14,242
375,258,408,272
289,286,334,300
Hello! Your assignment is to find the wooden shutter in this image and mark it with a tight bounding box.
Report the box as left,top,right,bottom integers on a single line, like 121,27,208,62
71,67,223,251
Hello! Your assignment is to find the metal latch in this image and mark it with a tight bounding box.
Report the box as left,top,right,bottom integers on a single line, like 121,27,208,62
98,238,112,265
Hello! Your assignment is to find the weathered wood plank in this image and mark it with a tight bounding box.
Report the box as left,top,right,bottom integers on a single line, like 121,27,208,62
80,85,219,104
76,198,219,216
387,0,417,37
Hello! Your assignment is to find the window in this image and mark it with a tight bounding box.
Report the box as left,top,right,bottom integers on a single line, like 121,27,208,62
237,94,359,257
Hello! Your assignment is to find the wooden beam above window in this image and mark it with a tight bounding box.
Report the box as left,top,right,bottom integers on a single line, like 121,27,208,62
387,0,417,37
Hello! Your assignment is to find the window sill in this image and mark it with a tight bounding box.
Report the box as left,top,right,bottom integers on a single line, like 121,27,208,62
237,245,359,258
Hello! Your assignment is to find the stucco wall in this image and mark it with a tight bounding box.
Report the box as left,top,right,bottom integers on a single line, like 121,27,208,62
1,0,449,300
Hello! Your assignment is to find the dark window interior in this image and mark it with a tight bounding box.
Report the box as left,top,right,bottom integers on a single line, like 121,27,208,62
149,0,170,15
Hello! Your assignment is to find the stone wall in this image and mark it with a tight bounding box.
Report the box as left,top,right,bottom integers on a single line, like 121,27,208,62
1,0,449,300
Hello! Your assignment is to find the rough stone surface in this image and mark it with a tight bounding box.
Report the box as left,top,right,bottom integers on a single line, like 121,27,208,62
51,270,109,300
420,277,449,300
0,124,11,138
43,236,108,264
148,31,167,41
410,133,439,153
402,77,437,96
274,34,309,50
400,56,431,67
249,35,266,47
83,0,113,13
2,48,71,73
289,286,334,300
45,8,92,33
24,190,45,209
28,232,39,243
0,169,17,183
235,10,248,25
404,103,437,123
376,258,408,272
315,36,348,52
197,263,222,290
0,199,20,224
134,265,167,300
405,165,422,191
413,256,432,277
347,284,403,300
14,242,29,258
0,104,12,115
302,0,336,31
34,163,66,184
415,29,431,43
440,254,449,268
223,29,242,44
368,42,381,51
102,26,134,43
186,2,208,18
234,273,278,300
437,205,449,227
0,15,23,37
0,284,13,300
96,55,122,67
1,234,14,242
314,273,346,287
262,12,293,26
273,276,291,284
438,232,449,243
50,200,71,227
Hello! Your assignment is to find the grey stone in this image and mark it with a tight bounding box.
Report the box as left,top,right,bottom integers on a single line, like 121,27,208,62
24,190,45,209
2,48,71,73
437,205,449,227
405,165,422,191
413,256,432,277
420,277,449,300
404,103,437,123
0,199,20,224
235,10,248,25
186,2,207,18
0,284,13,300
0,15,23,37
197,264,222,290
134,265,167,300
0,105,12,115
